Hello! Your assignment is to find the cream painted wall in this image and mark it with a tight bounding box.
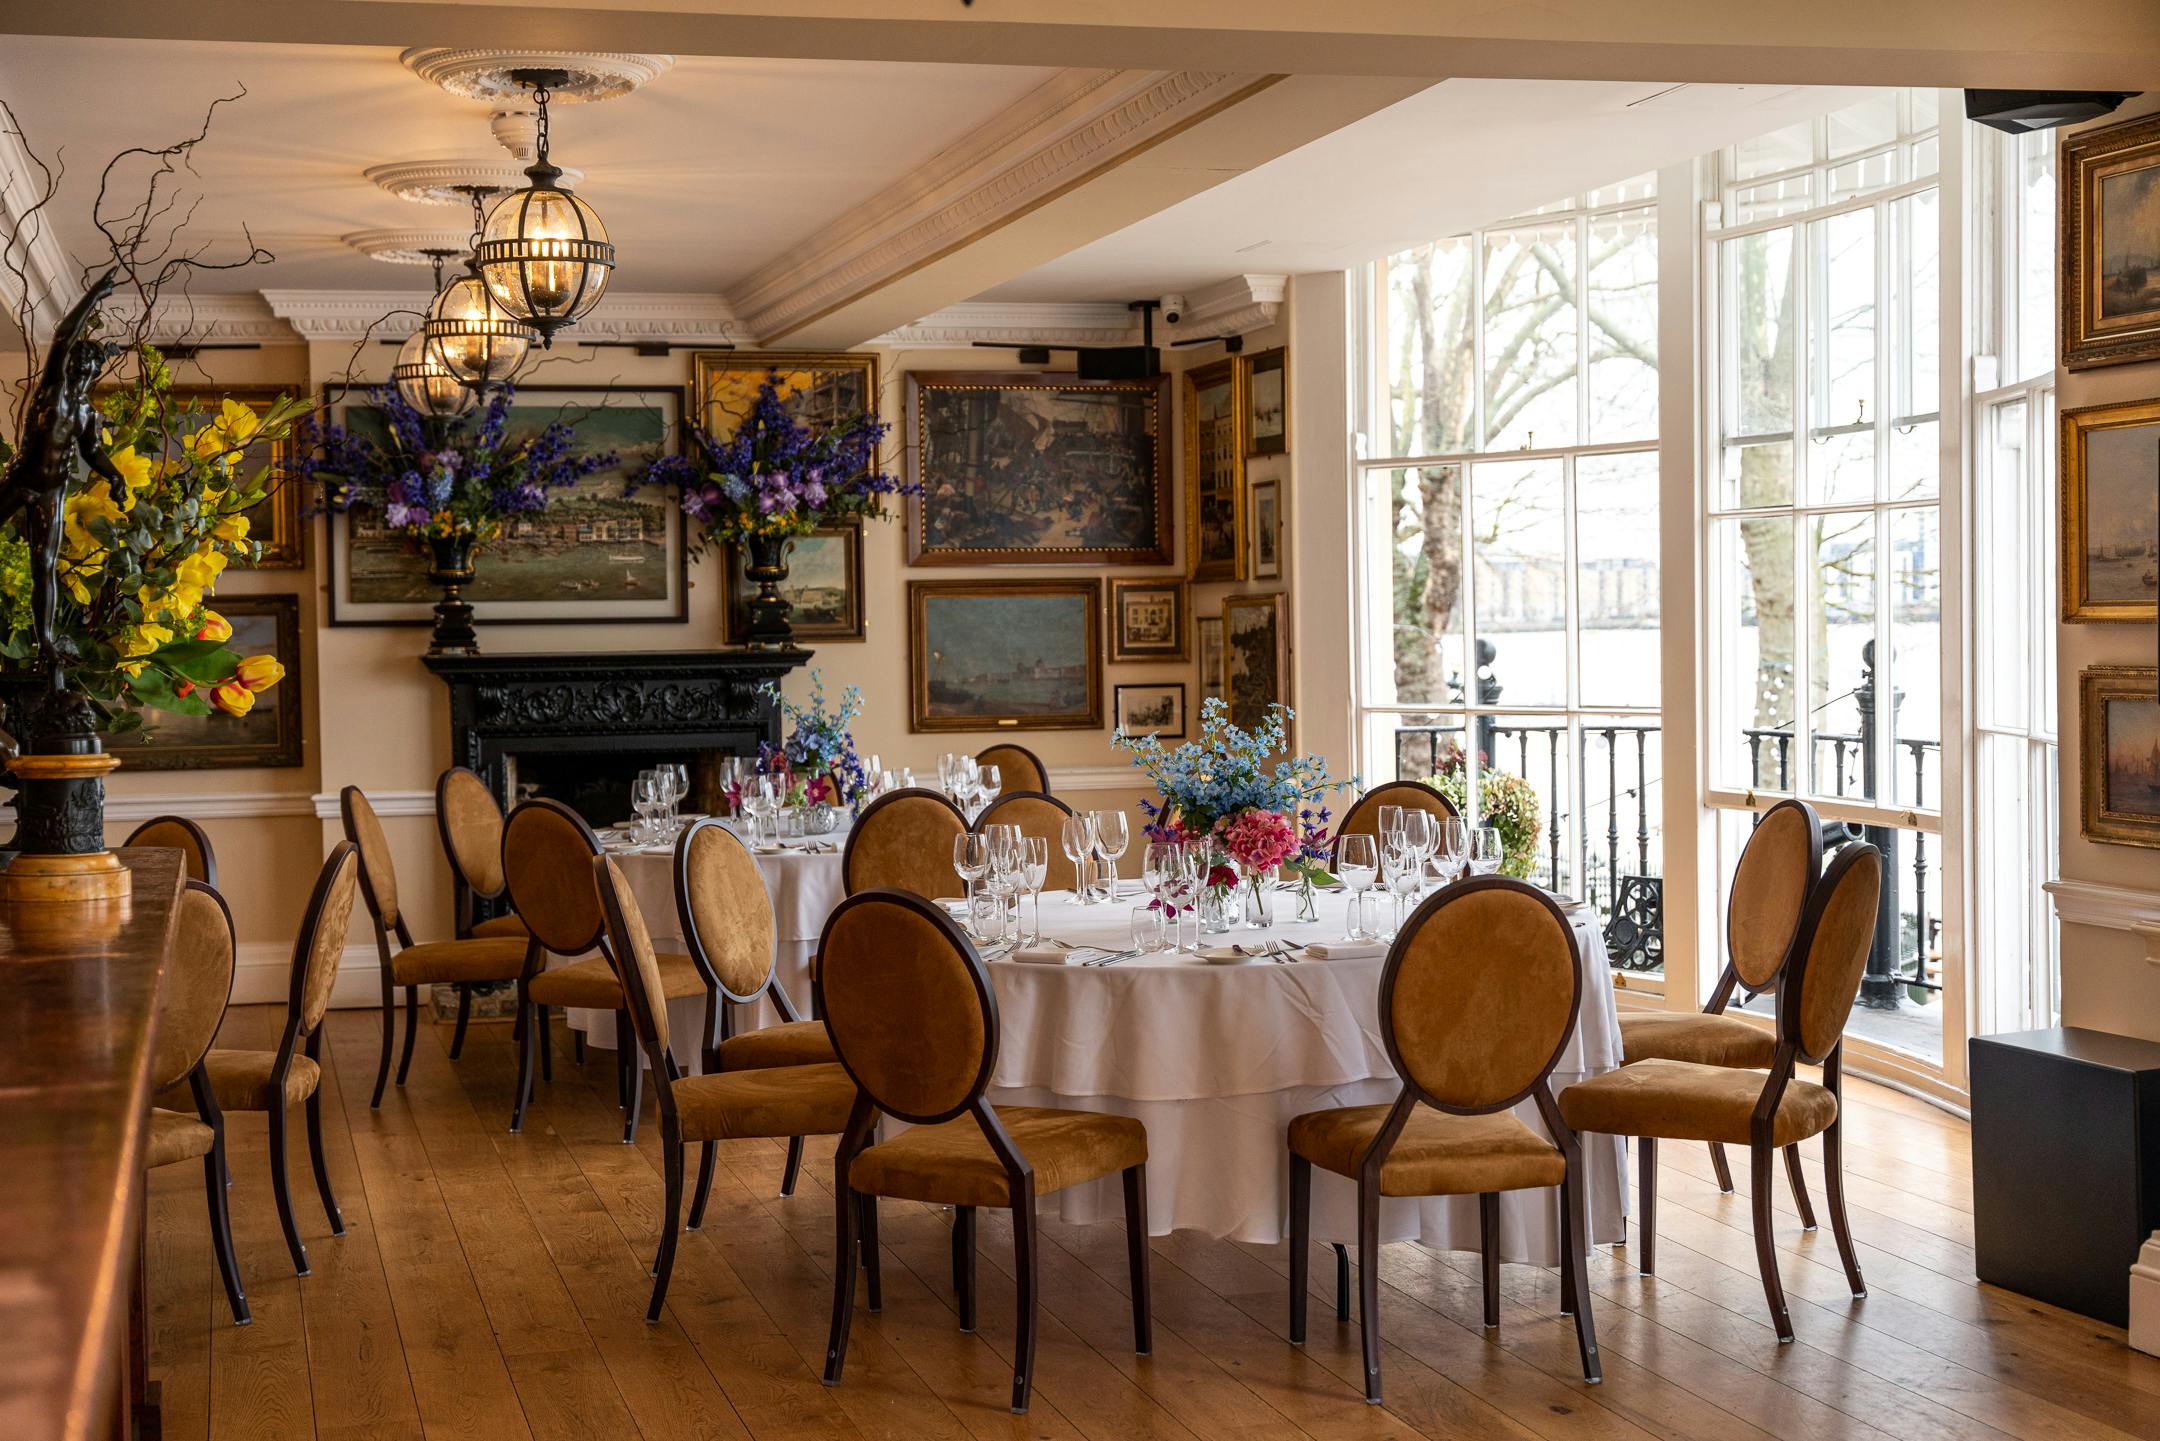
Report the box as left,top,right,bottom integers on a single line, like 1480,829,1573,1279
2054,96,2160,1041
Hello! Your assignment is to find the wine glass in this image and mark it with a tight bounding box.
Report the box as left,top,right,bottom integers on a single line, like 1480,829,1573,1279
1021,836,1050,944
1437,817,1470,882
1376,804,1406,858
952,833,992,936
1158,845,1201,953
1059,813,1099,903
1334,833,1378,940
1381,838,1422,937
1469,826,1505,876
1091,810,1129,900
983,843,1025,944
977,764,1002,809
1400,811,1438,898
631,771,666,845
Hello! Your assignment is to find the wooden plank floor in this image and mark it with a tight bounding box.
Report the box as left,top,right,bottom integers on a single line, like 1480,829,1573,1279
146,1004,2160,1441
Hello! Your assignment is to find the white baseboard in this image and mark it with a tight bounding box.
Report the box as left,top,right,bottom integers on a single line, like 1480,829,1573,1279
234,941,415,1010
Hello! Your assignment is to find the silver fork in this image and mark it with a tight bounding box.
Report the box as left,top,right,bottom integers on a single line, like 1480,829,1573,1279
1083,947,1143,967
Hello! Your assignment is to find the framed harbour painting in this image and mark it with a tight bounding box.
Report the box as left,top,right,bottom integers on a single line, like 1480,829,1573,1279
903,371,1173,566
1249,475,1282,581
1185,358,1244,581
1114,683,1187,740
323,384,688,626
102,594,303,770
1241,347,1287,457
2079,666,2160,849
2061,397,2159,622
693,350,879,443
1197,615,1225,705
908,579,1103,733
1109,577,1189,662
1223,592,1288,739
2062,112,2160,370
721,521,864,643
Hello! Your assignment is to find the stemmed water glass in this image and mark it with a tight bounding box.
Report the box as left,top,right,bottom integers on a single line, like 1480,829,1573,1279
1468,826,1505,876
1090,810,1129,900
952,833,992,936
984,841,1025,944
1059,813,1099,903
1158,844,1202,953
977,765,1002,809
1334,833,1378,940
1401,810,1438,899
1020,836,1050,944
1437,817,1469,883
630,772,664,845
1381,836,1421,937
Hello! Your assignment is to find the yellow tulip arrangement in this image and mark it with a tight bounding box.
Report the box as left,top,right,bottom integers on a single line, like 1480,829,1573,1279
0,345,308,734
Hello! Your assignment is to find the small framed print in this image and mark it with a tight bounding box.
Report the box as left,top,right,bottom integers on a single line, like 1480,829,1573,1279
722,521,865,643
1241,347,1287,456
1223,592,1289,739
2079,665,2160,848
1109,577,1189,662
2061,396,2160,622
1184,358,1244,581
1114,683,1186,740
1249,476,1282,581
1196,615,1225,705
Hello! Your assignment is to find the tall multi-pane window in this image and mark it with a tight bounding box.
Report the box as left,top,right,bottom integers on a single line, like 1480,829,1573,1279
1359,179,1662,971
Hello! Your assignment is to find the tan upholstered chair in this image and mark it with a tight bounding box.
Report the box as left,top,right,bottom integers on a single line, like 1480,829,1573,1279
593,855,861,1323
817,889,1151,1414
146,881,247,1324
1562,842,1881,1342
194,843,364,1276
435,766,527,941
976,742,1049,795
974,790,1079,893
1286,877,1601,1402
1335,779,1460,840
1618,798,1823,1240
502,798,713,1141
840,788,968,899
342,786,529,1107
125,814,218,888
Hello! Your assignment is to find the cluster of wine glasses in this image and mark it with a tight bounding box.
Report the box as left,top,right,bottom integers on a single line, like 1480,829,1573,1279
936,754,1002,816
628,764,693,845
734,773,787,844
1136,839,1207,954
1056,810,1129,903
953,826,1050,943
1328,809,1505,941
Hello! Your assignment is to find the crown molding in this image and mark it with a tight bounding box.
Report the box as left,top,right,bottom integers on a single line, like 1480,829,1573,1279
260,288,750,344
875,300,1139,347
100,291,303,347
0,118,81,340
261,289,430,341
2046,879,2160,964
728,67,1262,343
1167,273,1287,341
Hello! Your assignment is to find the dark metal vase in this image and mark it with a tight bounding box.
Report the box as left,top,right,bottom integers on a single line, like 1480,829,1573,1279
0,677,113,858
740,533,796,651
426,533,481,657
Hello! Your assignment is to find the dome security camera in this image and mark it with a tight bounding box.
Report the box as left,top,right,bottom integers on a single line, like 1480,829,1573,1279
1159,293,1187,325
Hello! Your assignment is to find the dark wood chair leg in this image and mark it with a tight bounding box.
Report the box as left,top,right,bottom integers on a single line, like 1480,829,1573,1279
396,985,420,1086
953,1206,977,1332
1750,1141,1794,1341
1559,1173,1577,1317
781,1136,805,1197
1334,1244,1350,1322
1011,1189,1039,1414
1122,1165,1151,1355
510,993,536,1134
622,1055,644,1144
370,970,395,1108
687,1142,716,1230
648,1137,683,1324
1637,1136,1657,1276
1709,1140,1736,1192
1288,1154,1311,1344
202,1129,249,1325
449,984,473,1060
1783,1144,1817,1230
1823,1118,1867,1298
537,1006,553,1083
822,1183,860,1386
615,1012,632,1109
268,1106,309,1276
1479,1192,1500,1328
1562,1153,1603,1383
305,1087,344,1235
573,1027,586,1065
860,1195,882,1314
1357,1178,1383,1404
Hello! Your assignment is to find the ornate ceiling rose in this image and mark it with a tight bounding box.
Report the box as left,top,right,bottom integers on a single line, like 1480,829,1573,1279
364,160,580,207
342,228,477,265
398,49,673,105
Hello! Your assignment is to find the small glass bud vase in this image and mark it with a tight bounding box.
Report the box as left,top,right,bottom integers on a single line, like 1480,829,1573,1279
1241,865,1275,929
1295,874,1322,924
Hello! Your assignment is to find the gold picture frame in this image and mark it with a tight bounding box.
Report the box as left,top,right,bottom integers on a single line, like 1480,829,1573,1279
1222,591,1289,742
1184,357,1244,581
720,520,865,644
1196,614,1225,705
908,579,1103,733
138,387,306,568
1108,577,1189,662
101,594,303,770
2061,112,2160,370
2060,396,2160,622
692,350,881,440
2078,665,2160,849
1240,346,1287,457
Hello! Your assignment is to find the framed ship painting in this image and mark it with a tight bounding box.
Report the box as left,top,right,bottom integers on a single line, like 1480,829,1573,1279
904,371,1173,566
323,384,688,626
2060,396,2159,622
908,579,1103,732
102,594,303,770
1185,358,1244,581
2079,666,2160,848
2062,112,2160,370
721,521,865,643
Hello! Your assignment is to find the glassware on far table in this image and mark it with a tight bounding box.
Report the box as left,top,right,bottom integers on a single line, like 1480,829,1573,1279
1334,833,1378,940
1437,817,1469,883
1020,836,1050,944
630,772,664,845
1157,844,1201,953
977,764,1002,809
1090,810,1129,901
1059,812,1099,903
1381,837,1421,937
1469,825,1505,876
952,833,992,937
1376,804,1406,854
1400,810,1437,898
983,843,1025,944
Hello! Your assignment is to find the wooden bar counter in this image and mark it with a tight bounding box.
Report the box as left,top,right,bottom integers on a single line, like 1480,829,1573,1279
0,849,185,1441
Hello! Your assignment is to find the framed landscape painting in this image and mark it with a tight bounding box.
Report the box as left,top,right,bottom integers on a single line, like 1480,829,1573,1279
2061,397,2159,622
1250,475,1282,580
904,371,1173,566
2079,666,2160,848
2062,112,2160,369
171,387,306,568
908,579,1103,732
693,350,879,443
324,384,688,626
1223,592,1288,739
1114,683,1186,740
721,521,864,643
1109,577,1188,662
102,594,302,770
1241,347,1287,457
1185,358,1244,581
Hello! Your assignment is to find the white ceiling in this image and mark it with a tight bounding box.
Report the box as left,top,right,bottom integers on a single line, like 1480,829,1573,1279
978,78,1879,303
0,38,1056,294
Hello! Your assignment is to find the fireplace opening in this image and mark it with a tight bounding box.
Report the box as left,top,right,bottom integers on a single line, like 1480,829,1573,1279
505,747,742,828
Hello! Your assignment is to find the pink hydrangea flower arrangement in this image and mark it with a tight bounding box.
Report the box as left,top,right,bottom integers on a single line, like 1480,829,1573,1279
1219,808,1297,873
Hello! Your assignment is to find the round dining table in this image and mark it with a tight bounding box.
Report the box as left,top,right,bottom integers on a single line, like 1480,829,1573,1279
573,834,1628,1263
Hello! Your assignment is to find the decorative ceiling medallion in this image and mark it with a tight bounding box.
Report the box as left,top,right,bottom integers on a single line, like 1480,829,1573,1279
364,160,579,207
342,229,475,266
398,50,673,105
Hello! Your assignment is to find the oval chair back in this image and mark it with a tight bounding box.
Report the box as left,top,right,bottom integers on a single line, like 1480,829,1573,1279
595,855,673,1067
674,816,777,1004
152,882,239,1093
974,790,1078,893
502,798,608,957
976,743,1049,795
842,788,968,899
1379,876,1583,1115
817,889,996,1126
1721,798,1825,998
125,815,218,889
339,786,403,936
1337,780,1459,841
1775,842,1883,1067
284,844,363,1055
436,766,508,901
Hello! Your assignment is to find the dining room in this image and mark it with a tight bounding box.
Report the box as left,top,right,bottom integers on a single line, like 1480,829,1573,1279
3,5,2159,1440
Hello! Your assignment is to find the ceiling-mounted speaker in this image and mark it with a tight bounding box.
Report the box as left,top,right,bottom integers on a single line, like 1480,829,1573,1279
1964,89,2139,135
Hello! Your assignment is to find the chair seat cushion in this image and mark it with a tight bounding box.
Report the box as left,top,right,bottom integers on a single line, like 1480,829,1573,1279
719,1019,836,1071
391,936,530,986
848,1106,1147,1209
471,913,529,940
527,952,706,1010
1558,1059,1837,1148
146,1107,215,1170
1288,1103,1566,1197
672,1062,860,1143
199,1049,321,1113
1618,1010,1778,1069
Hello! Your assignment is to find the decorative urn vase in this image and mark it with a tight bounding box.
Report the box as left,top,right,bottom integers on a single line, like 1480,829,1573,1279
739,534,796,650
425,533,481,657
0,678,130,901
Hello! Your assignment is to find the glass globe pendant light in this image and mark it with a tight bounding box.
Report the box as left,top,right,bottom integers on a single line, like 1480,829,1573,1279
476,70,614,346
394,251,478,420
424,187,536,388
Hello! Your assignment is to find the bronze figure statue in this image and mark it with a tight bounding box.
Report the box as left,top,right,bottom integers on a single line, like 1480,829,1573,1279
0,267,123,691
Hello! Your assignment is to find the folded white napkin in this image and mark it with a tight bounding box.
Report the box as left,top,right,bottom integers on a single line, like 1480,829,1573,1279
1007,946,1073,965
1300,940,1388,960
